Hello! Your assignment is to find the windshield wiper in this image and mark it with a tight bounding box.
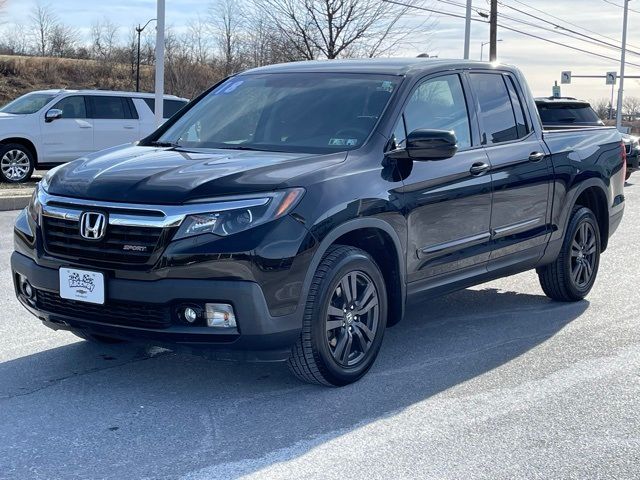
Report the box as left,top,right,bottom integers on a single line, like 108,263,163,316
216,145,268,152
148,140,182,148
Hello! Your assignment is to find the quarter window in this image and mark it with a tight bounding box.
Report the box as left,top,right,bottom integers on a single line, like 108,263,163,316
505,76,529,138
469,73,519,144
403,74,471,149
51,96,87,119
143,98,188,118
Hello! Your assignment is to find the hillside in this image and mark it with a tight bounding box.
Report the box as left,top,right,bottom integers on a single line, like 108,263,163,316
0,54,156,103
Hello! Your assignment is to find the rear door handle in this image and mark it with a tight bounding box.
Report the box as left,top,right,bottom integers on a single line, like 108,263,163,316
469,162,490,176
124,126,136,130
529,151,546,162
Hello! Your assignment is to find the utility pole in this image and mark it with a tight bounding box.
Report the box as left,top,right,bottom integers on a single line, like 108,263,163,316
489,0,498,61
154,0,165,126
464,0,472,59
616,0,630,130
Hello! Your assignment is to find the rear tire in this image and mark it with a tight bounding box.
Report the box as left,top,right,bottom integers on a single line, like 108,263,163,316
0,143,35,183
537,206,601,301
288,245,388,386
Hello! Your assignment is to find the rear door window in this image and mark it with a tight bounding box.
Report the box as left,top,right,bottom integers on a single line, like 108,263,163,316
469,73,519,144
89,96,131,119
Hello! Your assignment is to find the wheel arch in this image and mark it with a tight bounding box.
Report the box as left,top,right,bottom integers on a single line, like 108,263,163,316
303,218,406,327
0,137,38,164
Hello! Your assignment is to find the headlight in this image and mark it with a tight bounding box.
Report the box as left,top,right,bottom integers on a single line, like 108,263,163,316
27,184,42,224
173,188,305,240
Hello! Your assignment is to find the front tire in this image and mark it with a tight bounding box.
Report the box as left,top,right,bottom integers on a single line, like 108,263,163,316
0,143,35,183
537,206,601,301
288,245,388,386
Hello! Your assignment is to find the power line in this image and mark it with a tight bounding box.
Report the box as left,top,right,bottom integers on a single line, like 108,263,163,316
504,0,640,51
381,0,640,68
602,0,640,15
493,0,640,58
435,0,640,60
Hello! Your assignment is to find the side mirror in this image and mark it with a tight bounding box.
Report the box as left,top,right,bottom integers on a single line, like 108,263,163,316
386,129,458,161
45,109,63,123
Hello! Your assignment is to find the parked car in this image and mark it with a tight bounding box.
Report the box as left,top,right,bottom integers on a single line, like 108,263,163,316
0,90,188,182
535,96,605,127
535,96,638,180
12,59,626,386
622,134,639,180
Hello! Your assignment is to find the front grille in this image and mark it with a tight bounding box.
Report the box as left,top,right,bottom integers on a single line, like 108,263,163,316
36,289,171,329
42,216,164,264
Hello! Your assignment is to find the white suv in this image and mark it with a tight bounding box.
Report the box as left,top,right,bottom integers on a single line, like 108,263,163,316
0,90,189,182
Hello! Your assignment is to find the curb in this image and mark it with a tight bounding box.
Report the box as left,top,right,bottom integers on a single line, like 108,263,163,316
0,195,30,211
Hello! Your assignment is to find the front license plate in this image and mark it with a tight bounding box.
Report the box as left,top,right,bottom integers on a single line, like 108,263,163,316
59,268,105,305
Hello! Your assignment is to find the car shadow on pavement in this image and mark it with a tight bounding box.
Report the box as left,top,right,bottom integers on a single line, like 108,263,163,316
0,286,588,479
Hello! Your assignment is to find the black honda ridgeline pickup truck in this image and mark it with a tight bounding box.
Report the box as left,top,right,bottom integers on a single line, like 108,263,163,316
12,59,626,386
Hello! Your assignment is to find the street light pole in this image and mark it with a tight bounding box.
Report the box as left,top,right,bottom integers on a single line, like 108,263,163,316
155,0,165,126
616,0,630,130
135,18,156,93
463,0,472,59
480,41,489,61
481,39,501,61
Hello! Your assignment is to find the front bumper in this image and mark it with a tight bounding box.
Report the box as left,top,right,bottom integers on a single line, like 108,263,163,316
11,252,302,361
627,154,640,172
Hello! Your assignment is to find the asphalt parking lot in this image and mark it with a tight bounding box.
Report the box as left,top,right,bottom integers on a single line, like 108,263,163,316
1,182,639,480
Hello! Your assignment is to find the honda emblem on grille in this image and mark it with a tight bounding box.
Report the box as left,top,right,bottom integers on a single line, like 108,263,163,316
80,212,107,240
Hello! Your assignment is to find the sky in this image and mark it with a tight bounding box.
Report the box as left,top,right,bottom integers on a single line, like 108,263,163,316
3,0,640,102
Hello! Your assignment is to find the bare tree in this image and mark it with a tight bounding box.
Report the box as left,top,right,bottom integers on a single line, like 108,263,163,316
591,98,612,120
49,23,79,57
91,19,120,62
254,0,427,60
623,96,640,119
244,10,303,66
209,0,246,75
186,16,212,64
0,23,30,55
30,3,58,56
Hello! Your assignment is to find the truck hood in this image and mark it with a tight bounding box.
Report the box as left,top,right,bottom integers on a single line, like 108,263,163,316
47,144,346,204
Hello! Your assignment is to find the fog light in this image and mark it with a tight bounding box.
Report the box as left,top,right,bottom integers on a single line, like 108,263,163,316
205,303,237,328
19,275,34,299
183,307,198,324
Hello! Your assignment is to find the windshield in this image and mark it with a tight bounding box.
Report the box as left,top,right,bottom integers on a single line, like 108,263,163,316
154,73,400,153
0,92,58,115
537,103,602,125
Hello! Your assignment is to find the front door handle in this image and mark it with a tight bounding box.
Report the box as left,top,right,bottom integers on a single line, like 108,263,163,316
469,162,490,176
529,151,546,162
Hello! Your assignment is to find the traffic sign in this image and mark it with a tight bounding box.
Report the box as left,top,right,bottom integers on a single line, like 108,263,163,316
606,71,617,85
561,71,572,84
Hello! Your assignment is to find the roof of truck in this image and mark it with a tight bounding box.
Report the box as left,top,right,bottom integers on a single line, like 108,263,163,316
29,89,188,101
244,58,516,76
